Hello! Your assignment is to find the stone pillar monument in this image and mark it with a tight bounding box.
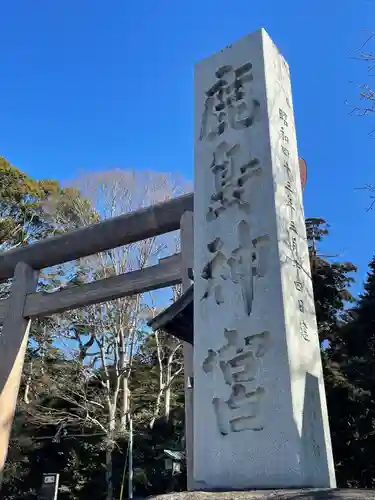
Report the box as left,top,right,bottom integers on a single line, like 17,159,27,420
193,29,336,490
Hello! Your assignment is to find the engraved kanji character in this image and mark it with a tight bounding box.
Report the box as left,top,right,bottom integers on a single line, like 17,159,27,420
203,328,270,434
279,108,288,126
286,191,295,211
202,224,269,314
295,279,305,292
281,146,290,157
207,141,261,220
227,221,269,316
285,180,294,192
300,320,309,341
280,127,289,144
284,160,292,180
291,236,298,254
289,221,298,234
200,63,260,141
294,259,305,292
298,299,305,313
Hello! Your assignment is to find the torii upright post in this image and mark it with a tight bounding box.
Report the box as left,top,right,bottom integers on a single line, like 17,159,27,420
193,29,336,490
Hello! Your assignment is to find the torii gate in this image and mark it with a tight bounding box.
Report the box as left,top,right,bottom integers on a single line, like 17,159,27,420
0,193,194,489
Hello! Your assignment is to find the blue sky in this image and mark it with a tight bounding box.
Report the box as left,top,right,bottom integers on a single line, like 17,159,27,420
1,0,374,297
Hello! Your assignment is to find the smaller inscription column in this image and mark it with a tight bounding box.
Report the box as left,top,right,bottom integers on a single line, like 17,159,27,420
193,29,336,490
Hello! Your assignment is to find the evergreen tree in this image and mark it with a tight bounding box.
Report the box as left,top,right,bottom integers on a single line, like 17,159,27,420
306,218,357,345
0,157,98,498
304,218,370,487
0,156,84,249
326,256,375,488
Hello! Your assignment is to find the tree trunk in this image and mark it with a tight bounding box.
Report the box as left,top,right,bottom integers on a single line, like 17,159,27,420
23,361,32,404
164,362,172,422
105,445,114,500
150,386,163,429
120,375,129,431
150,329,164,429
105,410,116,500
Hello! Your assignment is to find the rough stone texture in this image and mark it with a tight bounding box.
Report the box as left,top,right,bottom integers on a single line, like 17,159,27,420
145,489,374,499
193,28,335,490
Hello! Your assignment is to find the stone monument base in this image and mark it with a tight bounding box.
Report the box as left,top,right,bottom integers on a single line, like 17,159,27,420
145,489,374,500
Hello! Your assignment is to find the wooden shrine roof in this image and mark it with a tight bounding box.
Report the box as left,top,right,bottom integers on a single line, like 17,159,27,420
148,285,194,345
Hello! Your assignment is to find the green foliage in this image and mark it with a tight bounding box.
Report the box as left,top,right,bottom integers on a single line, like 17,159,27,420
324,256,375,488
0,156,99,249
0,156,60,248
303,218,375,488
306,218,357,344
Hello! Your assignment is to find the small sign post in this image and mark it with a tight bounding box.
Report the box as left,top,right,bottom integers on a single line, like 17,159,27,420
39,473,59,500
